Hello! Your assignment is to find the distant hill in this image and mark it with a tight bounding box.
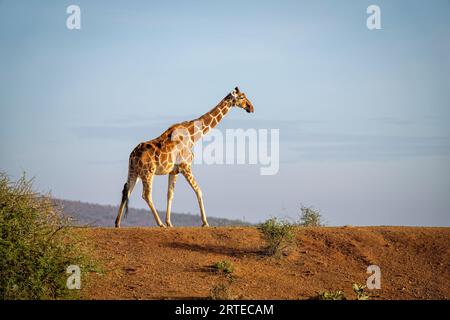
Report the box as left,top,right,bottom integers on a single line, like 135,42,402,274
55,199,250,227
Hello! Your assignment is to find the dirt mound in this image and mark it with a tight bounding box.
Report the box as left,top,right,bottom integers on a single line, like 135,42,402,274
78,227,449,300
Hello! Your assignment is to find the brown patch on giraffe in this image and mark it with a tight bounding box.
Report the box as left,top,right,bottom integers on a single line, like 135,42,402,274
202,114,213,123
188,123,198,136
153,141,161,149
210,109,222,118
159,152,169,165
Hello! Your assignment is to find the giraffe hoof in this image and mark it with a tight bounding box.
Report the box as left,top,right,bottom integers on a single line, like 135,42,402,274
159,223,167,228
202,222,209,227
166,223,174,228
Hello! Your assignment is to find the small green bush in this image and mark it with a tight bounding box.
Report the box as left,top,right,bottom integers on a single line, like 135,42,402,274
212,260,234,274
0,173,88,300
314,284,371,300
257,218,295,256
316,290,347,300
352,283,370,300
298,205,323,227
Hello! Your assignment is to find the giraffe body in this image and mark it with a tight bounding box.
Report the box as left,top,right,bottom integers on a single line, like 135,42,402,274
115,87,254,228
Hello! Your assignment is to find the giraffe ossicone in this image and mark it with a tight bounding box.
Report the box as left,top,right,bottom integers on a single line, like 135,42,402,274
115,87,255,228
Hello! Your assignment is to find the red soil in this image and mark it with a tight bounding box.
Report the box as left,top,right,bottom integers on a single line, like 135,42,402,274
78,226,450,300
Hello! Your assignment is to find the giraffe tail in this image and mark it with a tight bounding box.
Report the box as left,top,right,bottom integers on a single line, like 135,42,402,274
122,182,130,218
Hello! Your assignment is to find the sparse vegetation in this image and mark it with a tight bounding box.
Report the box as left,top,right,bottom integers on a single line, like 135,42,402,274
314,283,371,300
209,282,233,300
316,290,347,300
209,260,236,299
258,218,295,257
212,260,234,275
352,283,370,300
0,173,89,300
66,226,446,299
298,205,323,227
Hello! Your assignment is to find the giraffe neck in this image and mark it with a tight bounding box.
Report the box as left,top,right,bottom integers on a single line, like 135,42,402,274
196,97,232,136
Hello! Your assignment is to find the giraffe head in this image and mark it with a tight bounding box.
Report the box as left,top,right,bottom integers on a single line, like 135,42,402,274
229,87,254,113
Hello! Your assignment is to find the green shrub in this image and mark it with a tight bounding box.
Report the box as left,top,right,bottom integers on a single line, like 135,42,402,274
316,290,347,300
314,284,371,300
257,218,295,256
298,205,323,227
352,283,370,300
0,173,87,300
212,260,234,274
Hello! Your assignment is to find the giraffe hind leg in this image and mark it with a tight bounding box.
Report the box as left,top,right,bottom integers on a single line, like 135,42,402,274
115,175,137,228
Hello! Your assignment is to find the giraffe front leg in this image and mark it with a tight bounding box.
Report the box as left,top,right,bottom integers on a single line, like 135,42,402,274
181,166,209,227
165,173,177,228
142,175,166,228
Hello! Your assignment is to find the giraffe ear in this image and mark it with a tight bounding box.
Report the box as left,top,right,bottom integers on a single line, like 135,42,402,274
231,89,238,98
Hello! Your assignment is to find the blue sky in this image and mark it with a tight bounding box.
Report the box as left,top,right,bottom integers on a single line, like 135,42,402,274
1,0,449,225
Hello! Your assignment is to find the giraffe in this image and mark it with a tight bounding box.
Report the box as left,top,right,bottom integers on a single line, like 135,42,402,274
115,87,255,228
